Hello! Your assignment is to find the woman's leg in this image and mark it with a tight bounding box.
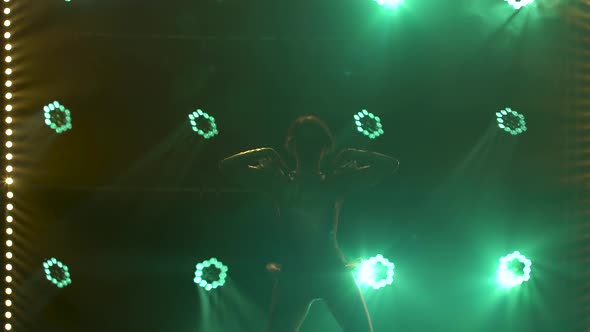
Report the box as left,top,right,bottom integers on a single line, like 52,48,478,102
267,275,313,332
322,271,374,332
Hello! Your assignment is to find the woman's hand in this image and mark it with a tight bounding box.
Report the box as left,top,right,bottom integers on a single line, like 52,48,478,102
266,262,282,273
248,155,274,170
345,257,363,270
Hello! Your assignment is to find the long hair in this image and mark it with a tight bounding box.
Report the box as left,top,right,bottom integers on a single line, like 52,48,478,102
284,115,335,157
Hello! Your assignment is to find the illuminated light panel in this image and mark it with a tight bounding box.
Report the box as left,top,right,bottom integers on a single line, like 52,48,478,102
496,108,527,136
505,0,535,9
43,258,72,288
372,0,403,7
188,109,219,140
354,109,384,140
193,257,228,291
497,251,532,289
43,101,72,133
354,254,395,289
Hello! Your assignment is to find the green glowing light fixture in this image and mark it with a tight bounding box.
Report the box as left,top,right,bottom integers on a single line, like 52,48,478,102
355,254,395,289
506,0,535,9
372,0,403,7
194,257,228,291
497,251,532,289
496,108,527,136
354,109,384,140
43,257,72,288
188,109,218,140
43,101,72,134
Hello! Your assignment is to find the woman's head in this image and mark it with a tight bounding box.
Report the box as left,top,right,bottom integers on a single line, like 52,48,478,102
285,115,335,160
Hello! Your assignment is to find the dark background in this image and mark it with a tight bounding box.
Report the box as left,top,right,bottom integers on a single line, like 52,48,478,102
4,0,582,331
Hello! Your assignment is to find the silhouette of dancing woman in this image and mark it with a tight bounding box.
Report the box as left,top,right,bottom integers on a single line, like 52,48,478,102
220,115,399,332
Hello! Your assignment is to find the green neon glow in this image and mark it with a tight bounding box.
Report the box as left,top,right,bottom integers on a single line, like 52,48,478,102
194,257,228,291
497,251,532,289
43,101,72,134
355,254,394,290
372,0,403,7
42,257,72,288
505,0,535,9
188,109,219,140
496,108,527,136
354,110,384,140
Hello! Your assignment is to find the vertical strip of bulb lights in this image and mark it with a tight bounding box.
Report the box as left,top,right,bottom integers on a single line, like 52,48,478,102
3,0,13,330
571,1,590,329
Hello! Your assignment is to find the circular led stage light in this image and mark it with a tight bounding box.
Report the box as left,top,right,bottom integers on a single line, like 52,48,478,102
355,254,395,290
188,109,218,140
194,257,228,291
43,101,72,134
497,251,532,289
354,110,384,140
372,0,403,7
43,257,72,288
496,108,527,136
505,0,535,10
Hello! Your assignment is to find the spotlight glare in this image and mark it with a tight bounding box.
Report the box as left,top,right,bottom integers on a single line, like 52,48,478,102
3,8,9,14
5,129,11,135
194,257,228,291
497,251,532,289
6,216,11,222
6,204,12,210
4,55,10,62
354,254,395,289
5,153,12,160
5,299,11,306
354,110,384,140
505,0,536,9
3,20,9,26
5,92,11,99
4,43,10,50
43,101,73,133
5,228,12,235
188,109,219,140
5,240,12,247
5,104,11,111
5,264,11,271
372,0,403,7
5,141,11,147
4,68,10,75
496,108,527,136
5,177,12,184
5,167,11,173
3,32,9,39
4,116,11,123
43,258,73,288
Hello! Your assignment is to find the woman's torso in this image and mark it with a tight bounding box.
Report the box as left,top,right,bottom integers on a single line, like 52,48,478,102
273,172,345,269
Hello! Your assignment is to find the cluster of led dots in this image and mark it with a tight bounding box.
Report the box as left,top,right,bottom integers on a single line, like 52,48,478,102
355,254,395,290
3,0,14,330
496,108,527,136
497,251,532,289
193,257,228,291
354,110,384,140
372,0,403,7
43,258,72,288
188,109,218,140
43,101,72,134
505,0,535,9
